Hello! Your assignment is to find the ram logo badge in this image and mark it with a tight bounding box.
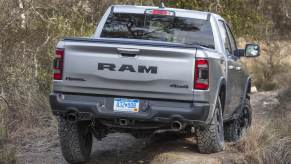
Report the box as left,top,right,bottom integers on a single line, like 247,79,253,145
98,63,158,74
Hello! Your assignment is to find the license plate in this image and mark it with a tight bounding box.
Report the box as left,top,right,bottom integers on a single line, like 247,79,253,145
113,98,140,113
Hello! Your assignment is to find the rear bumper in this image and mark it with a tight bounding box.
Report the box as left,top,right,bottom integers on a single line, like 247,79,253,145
49,93,210,126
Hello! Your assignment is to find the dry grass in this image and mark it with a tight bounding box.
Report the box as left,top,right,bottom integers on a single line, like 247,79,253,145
233,122,291,164
0,143,16,164
0,99,16,164
231,89,291,164
0,92,52,164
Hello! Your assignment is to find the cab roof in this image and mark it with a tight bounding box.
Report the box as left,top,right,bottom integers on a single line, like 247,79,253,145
112,5,224,21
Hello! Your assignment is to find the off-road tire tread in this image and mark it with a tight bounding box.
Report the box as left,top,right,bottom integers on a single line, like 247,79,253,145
58,118,92,164
196,98,224,154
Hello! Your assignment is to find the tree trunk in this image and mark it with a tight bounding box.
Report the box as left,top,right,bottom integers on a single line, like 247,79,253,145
283,0,291,19
18,0,26,29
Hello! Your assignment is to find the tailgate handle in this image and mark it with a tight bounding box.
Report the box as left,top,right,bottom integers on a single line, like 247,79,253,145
120,53,137,57
117,48,140,57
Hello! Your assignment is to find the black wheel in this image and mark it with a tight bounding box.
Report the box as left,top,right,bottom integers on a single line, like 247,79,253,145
240,97,252,132
58,117,92,164
224,97,252,142
224,119,241,142
196,97,224,153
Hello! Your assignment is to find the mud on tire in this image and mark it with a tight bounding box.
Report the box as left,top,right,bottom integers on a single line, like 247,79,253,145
196,97,225,154
58,117,92,164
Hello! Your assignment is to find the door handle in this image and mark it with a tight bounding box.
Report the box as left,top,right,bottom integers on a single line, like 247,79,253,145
228,65,235,70
235,66,241,71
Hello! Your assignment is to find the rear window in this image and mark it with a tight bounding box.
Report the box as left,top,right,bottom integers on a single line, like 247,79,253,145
101,13,215,49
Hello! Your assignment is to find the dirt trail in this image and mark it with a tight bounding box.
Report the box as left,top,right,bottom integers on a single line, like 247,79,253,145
15,92,279,164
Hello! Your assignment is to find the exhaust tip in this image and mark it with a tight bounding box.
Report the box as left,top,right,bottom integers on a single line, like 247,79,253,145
67,113,78,123
171,121,183,130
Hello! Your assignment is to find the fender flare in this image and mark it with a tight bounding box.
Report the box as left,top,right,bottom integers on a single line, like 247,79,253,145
218,78,226,113
232,76,251,120
244,76,252,97
206,77,226,124
241,76,252,104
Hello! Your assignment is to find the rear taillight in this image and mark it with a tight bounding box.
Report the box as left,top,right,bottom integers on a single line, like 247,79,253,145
194,58,209,90
53,48,64,80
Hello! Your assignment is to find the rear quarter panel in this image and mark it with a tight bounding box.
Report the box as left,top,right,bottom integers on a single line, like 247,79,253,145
194,49,226,123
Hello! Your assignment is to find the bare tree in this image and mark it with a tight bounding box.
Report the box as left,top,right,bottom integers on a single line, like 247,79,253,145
283,0,291,19
18,0,26,28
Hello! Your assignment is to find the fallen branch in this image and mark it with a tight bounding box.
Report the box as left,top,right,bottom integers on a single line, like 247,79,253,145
0,95,9,108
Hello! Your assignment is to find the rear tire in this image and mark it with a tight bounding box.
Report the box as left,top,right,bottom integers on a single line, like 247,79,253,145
58,117,92,164
196,97,224,153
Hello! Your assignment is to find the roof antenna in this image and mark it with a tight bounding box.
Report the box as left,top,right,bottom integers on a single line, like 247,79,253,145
159,0,165,8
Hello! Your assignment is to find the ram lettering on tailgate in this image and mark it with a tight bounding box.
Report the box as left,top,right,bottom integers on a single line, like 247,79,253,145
97,63,158,74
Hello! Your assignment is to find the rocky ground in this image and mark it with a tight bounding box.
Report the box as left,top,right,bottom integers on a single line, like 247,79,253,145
15,91,280,164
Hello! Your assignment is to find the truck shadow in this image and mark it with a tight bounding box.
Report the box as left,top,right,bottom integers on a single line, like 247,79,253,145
88,132,199,164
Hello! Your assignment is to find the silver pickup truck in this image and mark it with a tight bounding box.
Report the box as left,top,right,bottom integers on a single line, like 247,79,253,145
50,4,260,164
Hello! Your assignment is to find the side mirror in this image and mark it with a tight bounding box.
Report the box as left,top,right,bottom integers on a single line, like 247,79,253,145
245,44,260,57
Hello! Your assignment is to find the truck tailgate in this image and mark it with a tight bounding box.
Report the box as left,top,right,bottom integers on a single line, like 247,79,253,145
55,40,196,101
